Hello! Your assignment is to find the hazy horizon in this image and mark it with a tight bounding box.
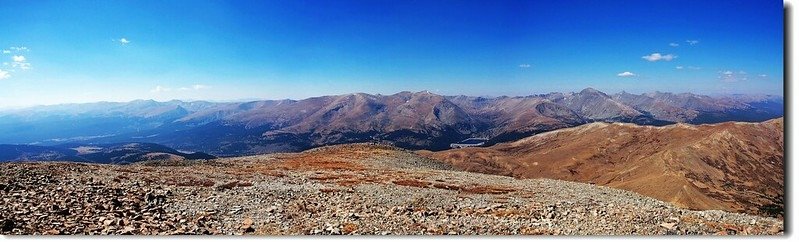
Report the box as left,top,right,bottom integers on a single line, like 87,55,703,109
0,87,785,111
0,0,784,108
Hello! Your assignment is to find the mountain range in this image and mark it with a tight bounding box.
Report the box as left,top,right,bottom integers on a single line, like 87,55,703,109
0,88,783,156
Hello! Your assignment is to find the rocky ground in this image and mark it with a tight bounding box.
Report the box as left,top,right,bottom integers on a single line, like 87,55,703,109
0,144,784,235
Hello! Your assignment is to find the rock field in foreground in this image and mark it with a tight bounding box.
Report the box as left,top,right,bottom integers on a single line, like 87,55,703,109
0,144,784,235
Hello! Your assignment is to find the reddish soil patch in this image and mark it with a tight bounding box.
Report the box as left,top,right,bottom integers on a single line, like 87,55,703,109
392,179,432,188
335,179,363,186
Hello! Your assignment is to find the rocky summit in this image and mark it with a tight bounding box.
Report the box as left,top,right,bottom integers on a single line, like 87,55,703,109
0,144,783,235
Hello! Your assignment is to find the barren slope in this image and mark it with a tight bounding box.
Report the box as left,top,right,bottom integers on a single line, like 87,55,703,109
423,119,784,217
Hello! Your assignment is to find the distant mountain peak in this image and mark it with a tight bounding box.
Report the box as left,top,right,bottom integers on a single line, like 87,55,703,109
130,99,158,104
412,90,438,96
579,87,607,96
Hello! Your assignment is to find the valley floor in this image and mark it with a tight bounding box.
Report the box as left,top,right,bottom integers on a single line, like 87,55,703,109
0,144,783,235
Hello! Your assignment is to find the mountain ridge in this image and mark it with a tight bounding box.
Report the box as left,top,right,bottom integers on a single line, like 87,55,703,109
0,88,783,156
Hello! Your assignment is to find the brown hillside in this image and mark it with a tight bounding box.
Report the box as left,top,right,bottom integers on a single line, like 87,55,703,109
423,118,784,217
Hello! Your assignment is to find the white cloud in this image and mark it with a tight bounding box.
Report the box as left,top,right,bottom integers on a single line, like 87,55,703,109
642,53,676,62
2,46,28,55
676,66,701,70
617,71,636,77
9,55,31,70
719,70,748,83
119,38,130,44
759,74,768,77
518,64,531,68
686,40,699,45
0,69,10,80
12,62,31,70
9,46,28,52
2,47,32,71
192,84,210,90
669,43,679,47
150,85,171,93
178,84,211,91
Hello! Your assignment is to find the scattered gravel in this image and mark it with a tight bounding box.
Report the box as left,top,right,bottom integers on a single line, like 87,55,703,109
0,144,784,235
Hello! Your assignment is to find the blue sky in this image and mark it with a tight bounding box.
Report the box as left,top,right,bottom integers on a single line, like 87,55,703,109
0,0,784,108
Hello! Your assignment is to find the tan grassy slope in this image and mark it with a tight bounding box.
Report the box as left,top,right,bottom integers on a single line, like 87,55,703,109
422,118,784,217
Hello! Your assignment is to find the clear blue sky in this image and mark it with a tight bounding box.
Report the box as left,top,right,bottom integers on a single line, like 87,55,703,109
0,0,784,108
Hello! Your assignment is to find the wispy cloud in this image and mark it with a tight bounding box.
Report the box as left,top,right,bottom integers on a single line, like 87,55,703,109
642,53,676,62
669,43,679,47
2,46,28,55
10,55,31,70
617,71,636,77
685,40,699,45
718,70,748,83
518,64,531,68
0,69,10,80
676,65,701,70
9,46,28,52
113,38,131,45
12,63,31,70
150,85,171,93
191,84,210,90
173,84,212,91
179,85,207,90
